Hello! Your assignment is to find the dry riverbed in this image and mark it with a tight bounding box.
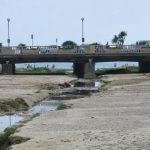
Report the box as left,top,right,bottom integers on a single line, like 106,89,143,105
0,75,75,113
6,74,150,150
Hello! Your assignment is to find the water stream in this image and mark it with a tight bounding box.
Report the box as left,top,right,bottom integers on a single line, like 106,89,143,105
28,100,59,115
0,80,101,133
0,115,23,132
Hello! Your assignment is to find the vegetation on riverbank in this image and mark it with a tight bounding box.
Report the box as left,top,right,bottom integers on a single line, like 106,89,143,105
16,66,139,77
57,103,71,110
16,67,69,75
0,110,40,149
0,98,28,113
0,125,30,150
96,66,139,75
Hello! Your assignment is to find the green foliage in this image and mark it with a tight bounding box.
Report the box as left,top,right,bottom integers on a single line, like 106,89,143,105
112,35,119,45
17,43,27,49
16,67,67,75
5,98,28,111
4,127,16,137
57,103,69,110
0,126,30,149
62,41,77,49
6,100,20,110
96,66,139,75
0,98,28,112
126,66,139,73
112,31,127,45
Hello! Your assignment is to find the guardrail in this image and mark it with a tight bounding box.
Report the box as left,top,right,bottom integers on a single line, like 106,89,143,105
1,45,150,56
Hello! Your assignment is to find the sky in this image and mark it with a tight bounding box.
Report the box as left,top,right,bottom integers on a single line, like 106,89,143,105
1,0,150,46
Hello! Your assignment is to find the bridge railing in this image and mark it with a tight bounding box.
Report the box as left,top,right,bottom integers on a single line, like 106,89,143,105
1,45,150,56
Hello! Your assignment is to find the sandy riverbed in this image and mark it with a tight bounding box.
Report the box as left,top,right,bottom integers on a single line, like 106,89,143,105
0,75,74,107
10,74,150,150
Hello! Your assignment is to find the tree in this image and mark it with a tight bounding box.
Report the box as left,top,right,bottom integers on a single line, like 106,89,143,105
17,43,27,49
112,31,127,45
118,31,127,45
112,35,119,45
62,41,77,49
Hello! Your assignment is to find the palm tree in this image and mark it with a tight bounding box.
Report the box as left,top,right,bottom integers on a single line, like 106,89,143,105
112,31,127,46
112,35,119,45
118,31,127,45
62,41,77,49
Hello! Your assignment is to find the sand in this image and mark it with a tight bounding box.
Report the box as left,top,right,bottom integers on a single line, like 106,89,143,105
0,75,74,107
10,74,150,150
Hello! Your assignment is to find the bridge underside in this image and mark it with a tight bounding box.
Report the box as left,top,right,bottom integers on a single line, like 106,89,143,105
1,54,150,78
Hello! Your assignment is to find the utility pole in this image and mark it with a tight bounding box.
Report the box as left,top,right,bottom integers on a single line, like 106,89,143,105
7,18,10,47
81,17,85,45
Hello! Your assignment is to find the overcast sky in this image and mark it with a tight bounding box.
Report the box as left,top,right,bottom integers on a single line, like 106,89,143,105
0,0,150,46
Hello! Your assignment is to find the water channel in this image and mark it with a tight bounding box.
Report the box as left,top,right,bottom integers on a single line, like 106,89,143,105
0,80,101,133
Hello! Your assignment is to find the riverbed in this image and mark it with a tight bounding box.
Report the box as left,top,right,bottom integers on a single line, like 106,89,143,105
0,75,75,133
0,78,101,133
10,74,150,150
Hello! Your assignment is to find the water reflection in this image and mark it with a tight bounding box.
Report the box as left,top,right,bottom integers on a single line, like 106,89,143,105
28,100,59,115
0,115,23,132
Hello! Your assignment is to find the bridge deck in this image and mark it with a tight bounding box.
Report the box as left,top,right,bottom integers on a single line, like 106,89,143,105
0,45,150,63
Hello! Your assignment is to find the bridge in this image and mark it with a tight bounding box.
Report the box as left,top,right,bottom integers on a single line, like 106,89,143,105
0,45,150,78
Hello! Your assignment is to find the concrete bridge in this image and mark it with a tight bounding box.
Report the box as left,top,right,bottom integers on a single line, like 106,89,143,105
0,45,150,78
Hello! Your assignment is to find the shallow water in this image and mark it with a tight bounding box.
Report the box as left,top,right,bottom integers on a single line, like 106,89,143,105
95,81,101,87
28,100,59,115
0,81,101,133
0,100,59,133
0,115,23,132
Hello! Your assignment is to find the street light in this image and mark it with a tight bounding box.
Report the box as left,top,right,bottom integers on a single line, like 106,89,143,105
56,38,58,46
31,34,34,47
7,18,10,47
81,17,85,45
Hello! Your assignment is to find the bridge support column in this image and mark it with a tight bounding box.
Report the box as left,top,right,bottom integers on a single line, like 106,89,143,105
139,61,150,73
2,63,15,75
73,59,95,79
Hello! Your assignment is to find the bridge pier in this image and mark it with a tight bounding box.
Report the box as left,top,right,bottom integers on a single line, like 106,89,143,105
73,59,95,79
139,61,150,73
2,63,15,75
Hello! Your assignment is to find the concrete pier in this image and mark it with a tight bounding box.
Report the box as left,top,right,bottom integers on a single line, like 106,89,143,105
139,61,150,73
2,63,15,75
73,59,95,79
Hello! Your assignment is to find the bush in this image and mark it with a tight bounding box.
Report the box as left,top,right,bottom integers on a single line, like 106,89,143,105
57,103,69,110
4,127,16,137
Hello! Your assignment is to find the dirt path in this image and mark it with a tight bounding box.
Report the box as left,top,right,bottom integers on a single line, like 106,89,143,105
11,74,150,150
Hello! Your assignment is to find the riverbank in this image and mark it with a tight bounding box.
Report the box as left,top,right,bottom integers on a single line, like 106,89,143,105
0,75,75,113
8,74,150,149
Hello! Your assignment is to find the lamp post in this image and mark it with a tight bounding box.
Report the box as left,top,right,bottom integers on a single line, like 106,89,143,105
7,18,10,47
81,17,85,45
56,38,58,46
31,34,34,47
